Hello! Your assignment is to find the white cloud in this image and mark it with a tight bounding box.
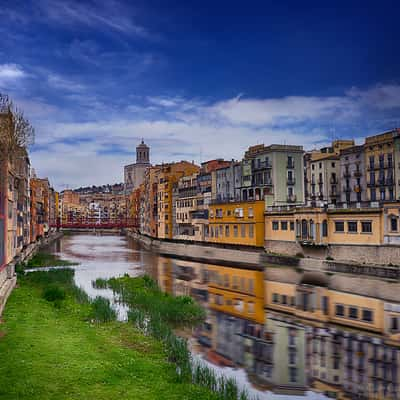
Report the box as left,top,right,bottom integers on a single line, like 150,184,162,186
38,0,151,38
21,82,400,190
0,63,26,87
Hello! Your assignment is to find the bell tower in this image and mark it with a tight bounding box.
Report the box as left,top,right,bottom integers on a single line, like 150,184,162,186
136,140,150,164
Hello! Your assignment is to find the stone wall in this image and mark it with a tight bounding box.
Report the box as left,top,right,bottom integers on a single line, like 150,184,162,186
328,244,400,265
266,239,400,266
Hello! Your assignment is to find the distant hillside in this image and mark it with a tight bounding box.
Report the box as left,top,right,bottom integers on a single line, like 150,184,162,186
64,183,125,195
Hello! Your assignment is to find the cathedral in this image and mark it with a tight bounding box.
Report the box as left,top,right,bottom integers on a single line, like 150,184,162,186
124,140,151,193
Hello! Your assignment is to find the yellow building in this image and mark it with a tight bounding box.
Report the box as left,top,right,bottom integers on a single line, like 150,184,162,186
207,264,265,324
265,206,385,247
208,200,265,247
157,161,200,239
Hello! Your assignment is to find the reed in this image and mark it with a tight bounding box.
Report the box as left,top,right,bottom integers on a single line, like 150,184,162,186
90,296,117,323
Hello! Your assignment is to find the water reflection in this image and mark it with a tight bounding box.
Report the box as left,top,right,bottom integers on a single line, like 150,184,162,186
46,234,400,399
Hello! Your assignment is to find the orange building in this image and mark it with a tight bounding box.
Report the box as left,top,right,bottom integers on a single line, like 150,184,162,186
157,161,200,239
30,177,50,242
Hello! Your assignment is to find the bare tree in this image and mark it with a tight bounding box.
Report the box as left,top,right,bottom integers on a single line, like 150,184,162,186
0,93,35,162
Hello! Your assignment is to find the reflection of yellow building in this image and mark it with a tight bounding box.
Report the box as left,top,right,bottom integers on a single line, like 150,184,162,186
208,265,264,324
265,275,400,339
311,380,350,400
208,200,265,247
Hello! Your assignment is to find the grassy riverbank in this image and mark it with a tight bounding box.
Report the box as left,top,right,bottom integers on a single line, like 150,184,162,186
0,271,218,400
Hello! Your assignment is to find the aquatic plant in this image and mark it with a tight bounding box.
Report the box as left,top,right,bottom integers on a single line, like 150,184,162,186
90,296,117,323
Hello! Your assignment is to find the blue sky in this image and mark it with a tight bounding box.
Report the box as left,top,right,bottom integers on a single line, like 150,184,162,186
0,0,399,190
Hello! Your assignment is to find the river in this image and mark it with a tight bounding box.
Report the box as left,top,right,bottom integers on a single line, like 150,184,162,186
46,233,399,400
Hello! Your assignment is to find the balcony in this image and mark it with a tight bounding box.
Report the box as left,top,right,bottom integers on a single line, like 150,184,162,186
343,172,351,178
287,178,296,185
287,161,295,169
343,186,351,192
367,181,376,187
330,177,338,184
253,161,272,170
329,191,339,197
353,170,362,177
287,194,297,203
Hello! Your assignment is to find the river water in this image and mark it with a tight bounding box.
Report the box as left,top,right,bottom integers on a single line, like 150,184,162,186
46,233,399,400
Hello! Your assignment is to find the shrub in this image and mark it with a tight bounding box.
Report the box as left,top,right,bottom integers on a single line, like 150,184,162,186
295,252,304,258
42,285,66,302
326,256,334,261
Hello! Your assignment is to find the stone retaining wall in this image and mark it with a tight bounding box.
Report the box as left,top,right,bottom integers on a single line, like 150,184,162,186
130,232,399,282
265,239,400,266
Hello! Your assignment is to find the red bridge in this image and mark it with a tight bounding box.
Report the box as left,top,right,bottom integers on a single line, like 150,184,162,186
51,218,139,230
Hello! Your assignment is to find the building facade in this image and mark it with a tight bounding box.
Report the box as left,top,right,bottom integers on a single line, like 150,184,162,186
242,144,305,207
208,200,265,247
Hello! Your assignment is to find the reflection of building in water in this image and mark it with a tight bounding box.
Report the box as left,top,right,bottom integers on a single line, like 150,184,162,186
151,256,400,398
241,313,307,394
265,267,400,399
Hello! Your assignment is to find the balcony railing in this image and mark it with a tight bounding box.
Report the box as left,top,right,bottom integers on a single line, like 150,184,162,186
287,178,296,185
253,161,272,170
287,162,295,169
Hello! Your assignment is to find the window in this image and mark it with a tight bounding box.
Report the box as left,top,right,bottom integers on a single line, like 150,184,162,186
249,224,254,238
335,304,344,316
272,221,279,230
322,220,328,237
362,309,373,322
247,302,255,314
322,296,329,315
348,221,358,233
370,188,376,201
289,349,296,364
281,221,288,230
234,207,244,218
248,207,254,218
390,217,398,232
290,221,295,231
248,279,254,294
391,317,399,332
272,293,279,303
225,225,230,237
281,295,287,305
289,367,297,383
361,221,372,233
234,225,238,237
335,221,344,232
380,188,386,201
332,162,335,168
349,307,358,319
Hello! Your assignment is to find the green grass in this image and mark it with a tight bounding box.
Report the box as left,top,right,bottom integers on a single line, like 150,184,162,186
0,273,219,400
26,252,78,268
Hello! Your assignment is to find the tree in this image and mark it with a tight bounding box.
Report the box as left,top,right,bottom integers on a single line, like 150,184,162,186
0,93,35,162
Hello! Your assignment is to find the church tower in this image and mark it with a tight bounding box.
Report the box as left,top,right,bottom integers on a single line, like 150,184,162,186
136,140,150,164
